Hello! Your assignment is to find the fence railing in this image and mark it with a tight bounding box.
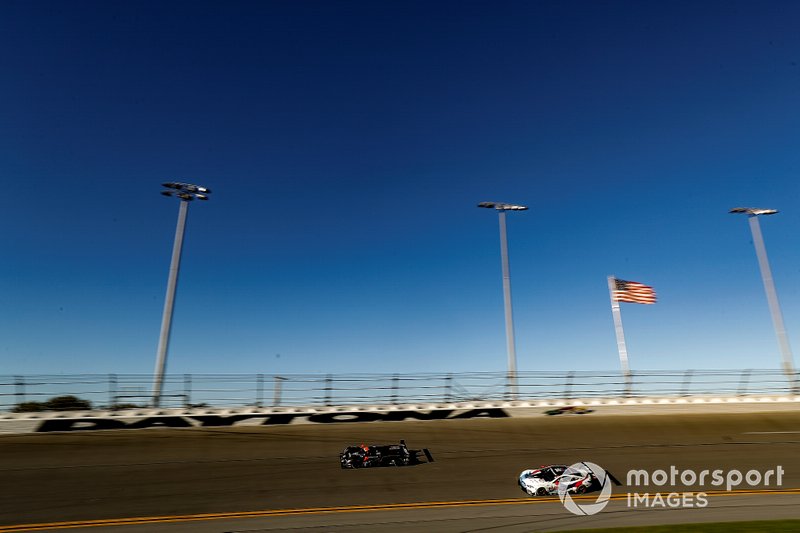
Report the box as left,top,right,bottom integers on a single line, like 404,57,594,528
0,369,797,411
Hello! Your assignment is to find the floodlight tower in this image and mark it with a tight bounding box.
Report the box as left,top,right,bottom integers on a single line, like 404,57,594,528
153,182,211,407
730,207,796,383
478,201,528,399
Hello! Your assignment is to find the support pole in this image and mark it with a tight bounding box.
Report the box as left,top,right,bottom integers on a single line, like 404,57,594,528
498,211,518,399
608,276,632,395
153,200,189,407
748,215,796,388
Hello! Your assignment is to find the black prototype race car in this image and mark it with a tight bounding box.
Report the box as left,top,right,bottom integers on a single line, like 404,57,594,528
340,440,434,469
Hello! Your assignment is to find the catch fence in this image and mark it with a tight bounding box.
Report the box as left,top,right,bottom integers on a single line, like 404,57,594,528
0,369,797,411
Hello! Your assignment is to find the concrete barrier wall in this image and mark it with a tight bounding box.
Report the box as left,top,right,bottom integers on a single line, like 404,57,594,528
2,394,799,435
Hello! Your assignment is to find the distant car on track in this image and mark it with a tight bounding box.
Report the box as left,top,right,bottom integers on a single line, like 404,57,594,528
544,406,593,416
340,440,434,469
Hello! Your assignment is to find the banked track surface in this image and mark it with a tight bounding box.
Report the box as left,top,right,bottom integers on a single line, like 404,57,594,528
2,412,800,530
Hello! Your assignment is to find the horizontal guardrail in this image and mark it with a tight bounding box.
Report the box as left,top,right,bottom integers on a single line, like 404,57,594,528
0,369,797,412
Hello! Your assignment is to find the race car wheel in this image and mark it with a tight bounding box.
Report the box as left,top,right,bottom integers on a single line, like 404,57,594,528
535,487,547,496
575,485,586,494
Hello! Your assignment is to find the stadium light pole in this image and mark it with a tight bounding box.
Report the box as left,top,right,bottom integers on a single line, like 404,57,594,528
153,182,211,407
478,201,528,399
730,207,796,387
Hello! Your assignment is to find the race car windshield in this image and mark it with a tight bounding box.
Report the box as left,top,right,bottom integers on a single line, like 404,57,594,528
524,471,554,481
540,470,558,481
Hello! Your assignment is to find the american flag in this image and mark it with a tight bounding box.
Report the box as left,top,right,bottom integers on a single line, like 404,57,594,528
612,278,657,304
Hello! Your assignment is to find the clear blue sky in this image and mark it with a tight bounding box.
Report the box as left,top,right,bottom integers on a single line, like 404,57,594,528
2,0,800,376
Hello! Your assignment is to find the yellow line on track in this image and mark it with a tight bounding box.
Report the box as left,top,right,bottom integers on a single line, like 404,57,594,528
3,488,800,532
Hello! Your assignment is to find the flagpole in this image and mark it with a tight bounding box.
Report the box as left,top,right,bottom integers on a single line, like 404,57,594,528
608,275,632,395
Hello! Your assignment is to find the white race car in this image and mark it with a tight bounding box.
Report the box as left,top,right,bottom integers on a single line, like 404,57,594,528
518,464,596,496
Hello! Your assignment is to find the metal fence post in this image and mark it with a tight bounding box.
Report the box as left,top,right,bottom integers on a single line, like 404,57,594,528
738,369,752,396
681,370,694,397
183,374,192,407
625,371,635,397
273,376,284,407
14,376,25,406
256,374,264,408
391,374,399,405
564,371,574,400
109,374,118,407
324,374,333,406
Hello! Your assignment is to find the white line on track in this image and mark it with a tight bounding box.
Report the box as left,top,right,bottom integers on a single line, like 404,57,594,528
743,431,800,434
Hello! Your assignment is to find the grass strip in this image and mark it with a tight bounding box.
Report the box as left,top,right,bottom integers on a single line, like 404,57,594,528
563,519,800,533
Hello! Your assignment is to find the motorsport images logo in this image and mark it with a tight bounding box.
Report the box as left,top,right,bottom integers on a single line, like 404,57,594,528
558,463,786,516
557,462,613,516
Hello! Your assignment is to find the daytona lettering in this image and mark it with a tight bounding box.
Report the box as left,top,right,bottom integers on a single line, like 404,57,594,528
35,408,509,432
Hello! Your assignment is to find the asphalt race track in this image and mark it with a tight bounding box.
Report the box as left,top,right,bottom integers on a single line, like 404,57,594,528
2,411,800,531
